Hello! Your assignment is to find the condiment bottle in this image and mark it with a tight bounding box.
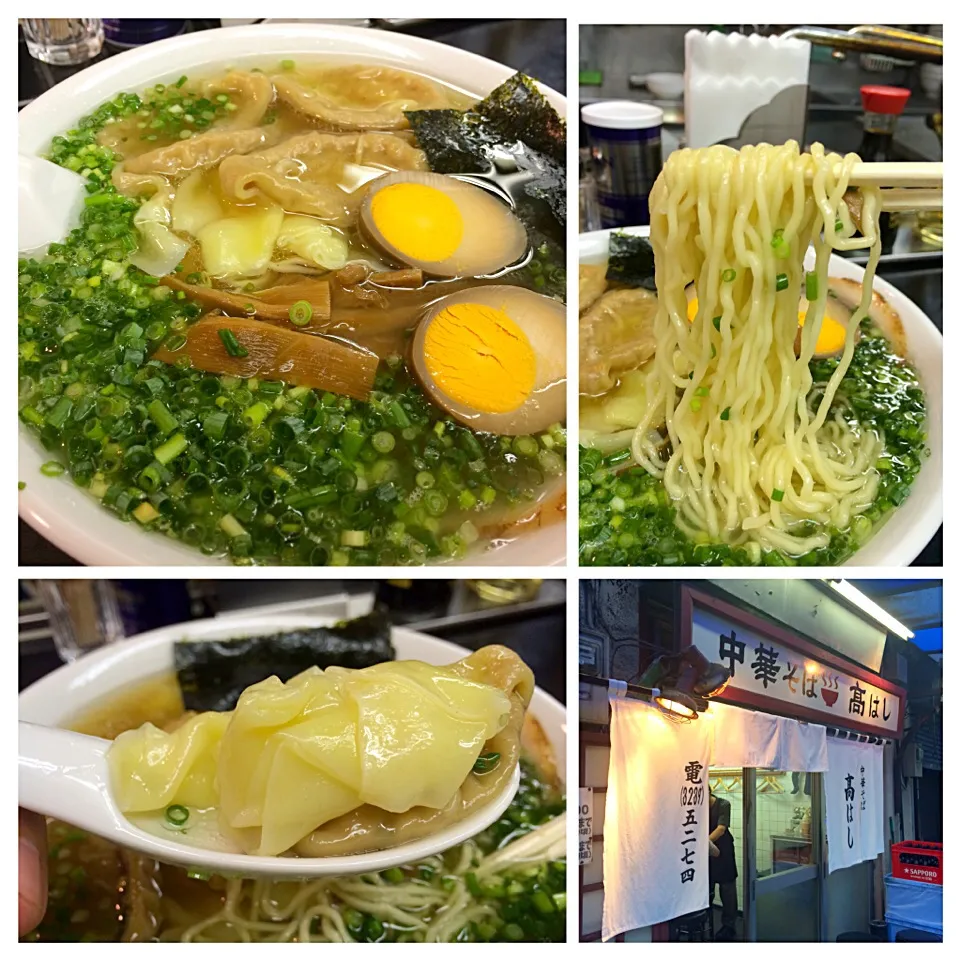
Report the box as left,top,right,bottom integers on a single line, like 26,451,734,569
858,85,911,254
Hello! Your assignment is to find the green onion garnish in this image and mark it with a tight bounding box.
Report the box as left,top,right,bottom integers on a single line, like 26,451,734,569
218,328,248,358
805,271,819,301
473,752,501,774
835,218,844,233
186,869,211,881
722,268,736,282
694,386,710,397
720,407,731,421
771,235,791,259
771,488,785,502
712,316,722,331
40,460,66,477
165,804,189,826
289,300,313,327
280,59,295,70
690,399,702,413
775,273,789,292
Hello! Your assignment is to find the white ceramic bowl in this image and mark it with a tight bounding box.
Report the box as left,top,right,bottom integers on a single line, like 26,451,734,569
18,23,566,567
579,226,942,567
643,72,684,100
19,614,567,868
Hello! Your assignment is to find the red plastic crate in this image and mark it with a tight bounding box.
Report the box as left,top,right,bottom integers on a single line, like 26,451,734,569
891,841,943,885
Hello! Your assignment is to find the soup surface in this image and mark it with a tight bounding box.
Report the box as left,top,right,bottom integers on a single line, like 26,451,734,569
19,62,567,565
28,674,566,943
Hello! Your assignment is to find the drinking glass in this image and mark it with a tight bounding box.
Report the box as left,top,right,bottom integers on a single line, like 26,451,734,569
38,580,125,663
21,19,104,66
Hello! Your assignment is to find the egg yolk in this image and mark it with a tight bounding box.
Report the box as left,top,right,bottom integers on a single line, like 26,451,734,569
688,292,848,355
369,183,463,262
799,307,848,355
423,303,536,414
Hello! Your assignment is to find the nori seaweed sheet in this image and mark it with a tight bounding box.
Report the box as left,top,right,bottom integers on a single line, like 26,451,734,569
174,608,396,712
605,232,657,291
406,72,566,292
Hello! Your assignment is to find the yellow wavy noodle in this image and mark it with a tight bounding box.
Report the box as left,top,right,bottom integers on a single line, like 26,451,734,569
631,141,883,556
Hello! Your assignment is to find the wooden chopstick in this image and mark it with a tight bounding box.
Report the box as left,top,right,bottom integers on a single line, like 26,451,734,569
880,188,942,212
843,161,943,189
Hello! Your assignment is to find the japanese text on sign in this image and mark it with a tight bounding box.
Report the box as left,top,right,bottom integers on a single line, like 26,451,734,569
679,760,702,884
579,788,593,866
692,605,901,734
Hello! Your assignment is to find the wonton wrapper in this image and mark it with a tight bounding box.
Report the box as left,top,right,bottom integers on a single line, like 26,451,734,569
272,65,453,130
201,71,275,130
108,645,533,857
123,126,278,177
218,131,428,226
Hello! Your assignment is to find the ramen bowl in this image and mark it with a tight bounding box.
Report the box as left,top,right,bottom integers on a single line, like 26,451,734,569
579,226,942,567
18,23,567,567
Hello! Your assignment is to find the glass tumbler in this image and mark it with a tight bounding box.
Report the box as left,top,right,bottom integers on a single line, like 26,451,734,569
38,580,125,663
21,19,104,66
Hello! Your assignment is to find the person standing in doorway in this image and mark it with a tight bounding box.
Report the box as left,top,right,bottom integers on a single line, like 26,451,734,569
709,788,739,940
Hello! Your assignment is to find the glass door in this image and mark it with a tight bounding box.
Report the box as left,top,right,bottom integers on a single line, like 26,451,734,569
745,768,822,941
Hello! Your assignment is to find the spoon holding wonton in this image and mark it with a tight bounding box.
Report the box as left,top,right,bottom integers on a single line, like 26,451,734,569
19,720,520,879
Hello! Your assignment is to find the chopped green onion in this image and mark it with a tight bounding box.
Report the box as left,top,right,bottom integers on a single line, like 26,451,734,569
720,407,731,421
382,867,404,884
280,59,296,70
134,501,160,524
771,234,791,259
165,804,189,826
371,430,395,453
41,460,66,477
288,300,312,326
771,488,785,502
805,271,819,301
722,268,736,282
218,328,248,358
690,399,702,413
153,432,187,465
694,386,710,397
203,411,229,441
147,399,178,435
775,273,789,292
712,316,721,331
473,751,501,774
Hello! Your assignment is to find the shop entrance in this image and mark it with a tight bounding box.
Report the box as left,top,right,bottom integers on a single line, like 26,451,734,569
705,766,823,941
746,767,822,941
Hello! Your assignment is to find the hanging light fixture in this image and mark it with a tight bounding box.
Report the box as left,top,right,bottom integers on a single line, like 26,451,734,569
638,646,732,720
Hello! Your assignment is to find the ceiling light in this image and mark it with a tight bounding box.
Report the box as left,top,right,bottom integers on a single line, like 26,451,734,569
827,580,914,639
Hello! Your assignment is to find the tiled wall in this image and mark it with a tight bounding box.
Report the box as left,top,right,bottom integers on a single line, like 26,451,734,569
756,771,814,877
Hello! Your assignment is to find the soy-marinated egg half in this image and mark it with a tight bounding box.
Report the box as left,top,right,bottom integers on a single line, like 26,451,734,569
411,286,566,436
685,282,855,358
360,172,527,278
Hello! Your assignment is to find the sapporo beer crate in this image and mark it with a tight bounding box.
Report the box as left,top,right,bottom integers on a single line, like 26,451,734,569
891,840,943,885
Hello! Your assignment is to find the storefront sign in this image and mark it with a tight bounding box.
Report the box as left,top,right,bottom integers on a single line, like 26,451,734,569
579,788,593,865
602,697,710,940
683,590,905,738
824,738,884,873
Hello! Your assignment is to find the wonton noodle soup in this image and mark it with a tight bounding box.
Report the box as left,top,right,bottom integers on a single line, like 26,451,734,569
578,141,928,566
18,62,567,566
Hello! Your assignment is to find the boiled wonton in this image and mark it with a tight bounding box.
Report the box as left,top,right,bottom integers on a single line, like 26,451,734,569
108,645,533,856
